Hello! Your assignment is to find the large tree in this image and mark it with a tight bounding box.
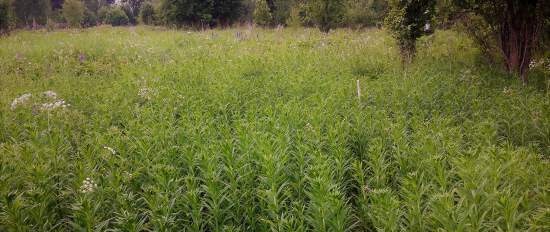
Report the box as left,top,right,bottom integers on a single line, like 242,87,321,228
454,0,549,84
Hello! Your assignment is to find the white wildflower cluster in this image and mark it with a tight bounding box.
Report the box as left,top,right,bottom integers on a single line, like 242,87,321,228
529,60,537,69
43,90,57,99
10,91,71,112
10,93,32,110
305,122,314,131
103,146,116,155
80,177,97,193
529,58,550,72
40,100,70,111
138,87,152,101
503,87,513,95
40,90,70,111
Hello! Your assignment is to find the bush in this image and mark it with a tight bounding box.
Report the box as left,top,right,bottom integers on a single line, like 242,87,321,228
0,0,14,35
98,6,110,24
253,0,273,26
63,0,85,28
344,0,387,28
81,9,97,27
106,7,129,26
385,0,436,63
121,3,136,25
307,0,345,32
139,1,156,25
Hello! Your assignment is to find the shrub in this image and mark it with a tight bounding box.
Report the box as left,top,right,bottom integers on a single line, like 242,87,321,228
98,6,110,24
121,3,136,25
344,0,387,28
63,0,85,28
81,9,97,27
285,4,302,28
307,0,345,33
253,0,273,26
106,7,129,26
139,1,156,25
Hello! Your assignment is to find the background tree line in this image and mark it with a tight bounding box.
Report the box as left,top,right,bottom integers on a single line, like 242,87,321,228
0,0,548,84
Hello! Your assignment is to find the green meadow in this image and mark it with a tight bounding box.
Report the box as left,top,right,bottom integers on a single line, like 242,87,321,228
0,26,549,231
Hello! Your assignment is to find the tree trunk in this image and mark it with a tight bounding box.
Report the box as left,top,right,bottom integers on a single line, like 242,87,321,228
499,0,541,85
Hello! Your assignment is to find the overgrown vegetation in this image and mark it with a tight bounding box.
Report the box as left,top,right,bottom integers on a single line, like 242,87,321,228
0,26,548,231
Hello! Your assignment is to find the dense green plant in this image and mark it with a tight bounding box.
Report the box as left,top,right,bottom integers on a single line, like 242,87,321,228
385,0,436,63
106,7,129,26
0,26,549,231
139,1,156,25
63,0,86,28
307,0,345,32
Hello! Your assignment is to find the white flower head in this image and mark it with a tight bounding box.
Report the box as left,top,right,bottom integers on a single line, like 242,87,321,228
40,99,70,111
103,146,116,155
138,87,152,100
43,90,58,99
80,177,97,194
10,93,32,110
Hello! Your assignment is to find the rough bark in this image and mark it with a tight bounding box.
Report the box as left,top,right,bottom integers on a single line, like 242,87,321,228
499,0,542,84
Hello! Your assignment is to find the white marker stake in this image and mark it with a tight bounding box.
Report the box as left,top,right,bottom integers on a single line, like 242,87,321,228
356,79,361,100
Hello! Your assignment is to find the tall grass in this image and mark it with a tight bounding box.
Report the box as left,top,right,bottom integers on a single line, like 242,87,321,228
0,26,548,231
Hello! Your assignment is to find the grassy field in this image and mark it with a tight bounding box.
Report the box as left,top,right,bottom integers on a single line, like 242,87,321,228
0,26,549,231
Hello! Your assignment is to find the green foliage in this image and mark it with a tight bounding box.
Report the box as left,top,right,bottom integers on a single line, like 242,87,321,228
253,0,273,26
139,1,156,25
344,0,387,28
0,27,549,231
63,0,86,28
106,7,129,26
0,0,14,34
286,3,302,27
82,9,98,28
12,0,50,25
385,0,436,63
307,0,345,32
159,0,244,27
160,0,214,27
212,0,244,26
97,6,110,24
271,0,295,26
83,0,100,13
